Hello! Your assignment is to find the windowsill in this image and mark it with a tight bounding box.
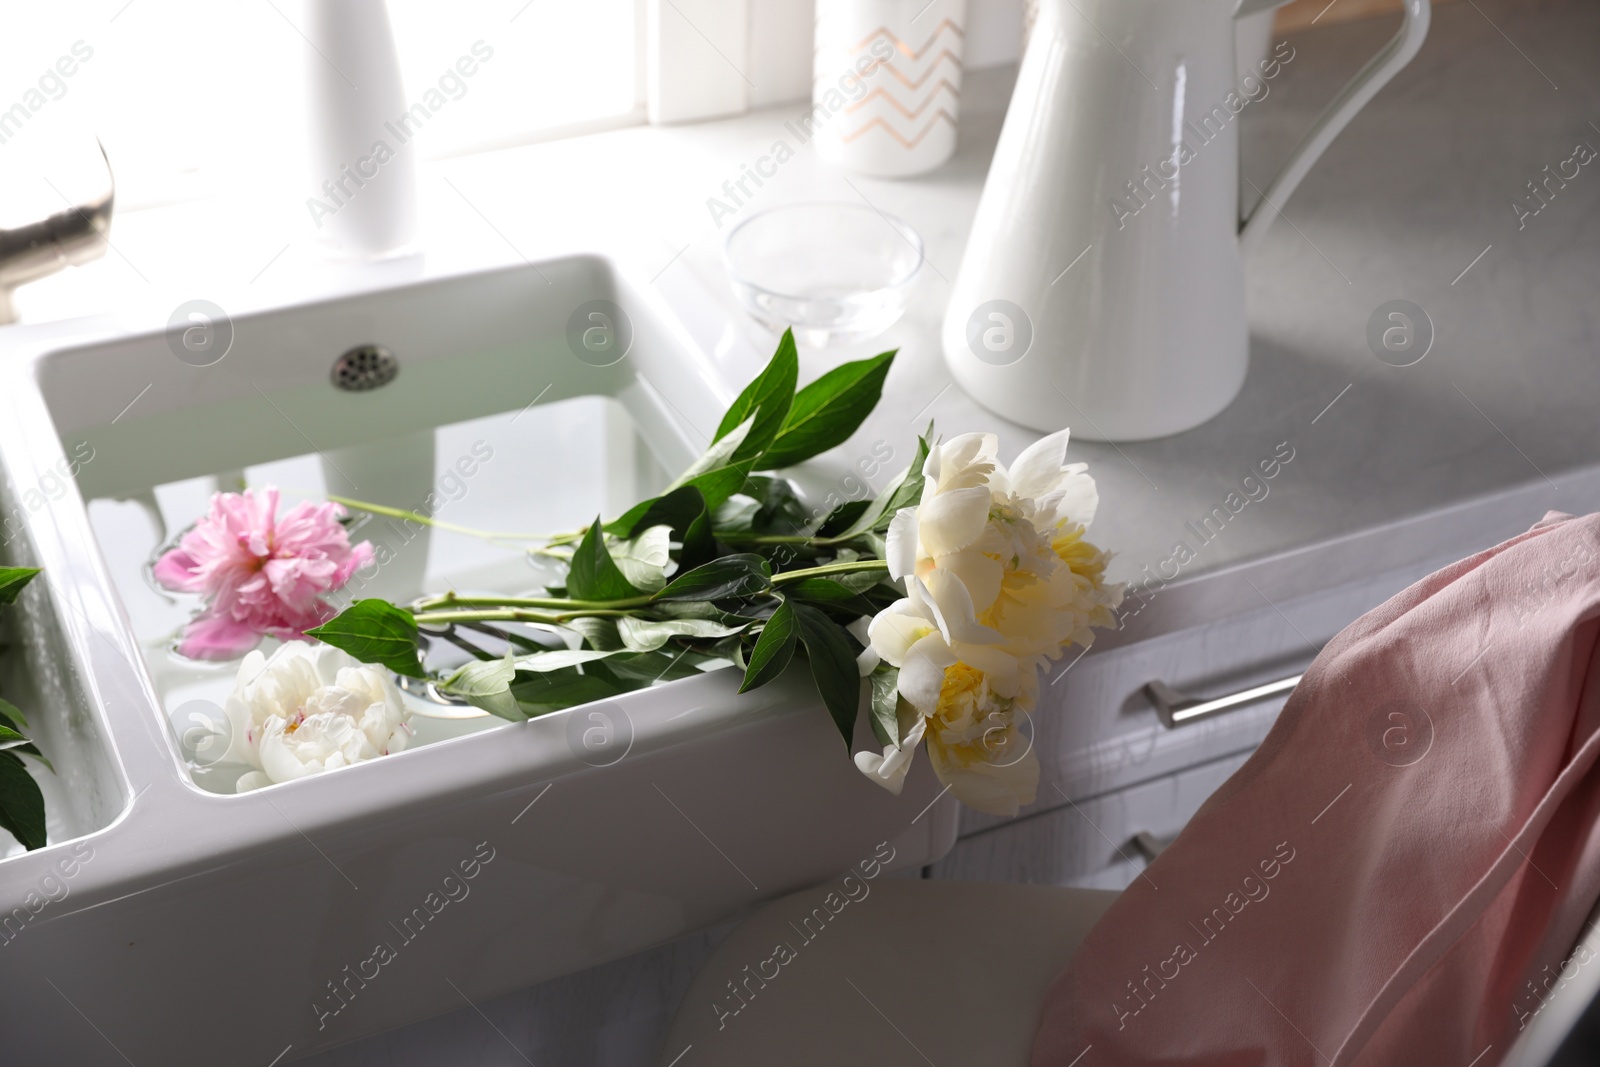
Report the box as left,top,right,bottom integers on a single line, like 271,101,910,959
6,65,1016,336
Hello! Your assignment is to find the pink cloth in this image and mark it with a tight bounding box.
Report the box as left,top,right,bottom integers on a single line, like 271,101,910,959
1034,512,1600,1067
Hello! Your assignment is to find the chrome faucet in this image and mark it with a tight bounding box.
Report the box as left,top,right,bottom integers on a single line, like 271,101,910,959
0,140,113,325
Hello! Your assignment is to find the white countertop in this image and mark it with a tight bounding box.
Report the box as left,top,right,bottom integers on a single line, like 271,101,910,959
13,0,1600,641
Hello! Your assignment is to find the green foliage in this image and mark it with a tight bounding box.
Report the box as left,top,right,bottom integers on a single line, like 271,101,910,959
655,554,771,602
868,666,901,748
0,754,46,851
713,328,800,454
0,567,40,606
606,485,715,570
567,517,645,601
441,653,522,719
740,599,798,693
310,332,920,761
792,603,863,747
508,671,625,719
835,430,932,540
0,576,48,851
616,617,746,653
784,577,880,619
0,697,43,767
306,600,426,678
817,499,872,538
609,525,672,593
667,418,757,514
762,349,895,469
586,650,708,687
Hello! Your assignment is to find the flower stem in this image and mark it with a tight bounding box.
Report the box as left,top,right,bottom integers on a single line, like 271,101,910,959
415,607,641,628
714,529,871,548
770,559,889,585
409,558,886,626
714,532,818,545
328,494,556,543
412,591,656,613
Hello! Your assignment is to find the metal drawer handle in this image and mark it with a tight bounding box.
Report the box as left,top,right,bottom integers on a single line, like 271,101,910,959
1129,831,1172,864
1144,673,1302,729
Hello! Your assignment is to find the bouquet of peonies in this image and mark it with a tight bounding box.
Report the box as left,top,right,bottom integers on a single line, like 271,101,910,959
158,332,1121,815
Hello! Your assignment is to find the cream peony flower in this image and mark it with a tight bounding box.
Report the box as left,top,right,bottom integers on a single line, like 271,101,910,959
857,430,1122,817
223,642,413,792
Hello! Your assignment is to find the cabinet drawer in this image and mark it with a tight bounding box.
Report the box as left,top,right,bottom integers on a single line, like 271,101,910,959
955,560,1446,838
931,752,1252,890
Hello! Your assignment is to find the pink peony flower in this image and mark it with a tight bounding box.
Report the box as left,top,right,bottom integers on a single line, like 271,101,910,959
153,486,374,661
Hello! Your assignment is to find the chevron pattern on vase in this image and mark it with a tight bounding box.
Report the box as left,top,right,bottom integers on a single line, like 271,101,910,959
813,8,965,160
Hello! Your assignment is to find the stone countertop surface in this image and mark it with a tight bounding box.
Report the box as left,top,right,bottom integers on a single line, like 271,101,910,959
11,0,1600,640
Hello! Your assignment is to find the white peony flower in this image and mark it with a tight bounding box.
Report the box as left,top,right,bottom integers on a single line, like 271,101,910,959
857,430,1122,817
222,641,413,792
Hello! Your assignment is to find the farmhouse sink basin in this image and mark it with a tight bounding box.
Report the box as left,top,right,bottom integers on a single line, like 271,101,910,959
0,255,955,1065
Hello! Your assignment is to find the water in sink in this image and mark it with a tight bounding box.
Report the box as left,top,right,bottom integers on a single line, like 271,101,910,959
80,393,671,794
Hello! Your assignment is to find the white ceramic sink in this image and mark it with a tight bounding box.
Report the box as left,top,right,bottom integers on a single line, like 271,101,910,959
0,255,955,1065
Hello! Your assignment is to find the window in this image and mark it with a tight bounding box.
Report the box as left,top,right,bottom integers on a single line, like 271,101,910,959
0,1,642,211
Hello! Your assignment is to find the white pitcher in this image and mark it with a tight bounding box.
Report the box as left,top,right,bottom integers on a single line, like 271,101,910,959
942,0,1431,441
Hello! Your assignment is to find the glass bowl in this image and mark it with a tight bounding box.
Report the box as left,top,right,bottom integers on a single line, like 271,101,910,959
722,202,924,347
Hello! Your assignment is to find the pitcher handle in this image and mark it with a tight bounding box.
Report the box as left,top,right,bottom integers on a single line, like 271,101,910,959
1237,0,1431,254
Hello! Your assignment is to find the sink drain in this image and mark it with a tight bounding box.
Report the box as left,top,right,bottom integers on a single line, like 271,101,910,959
331,344,398,391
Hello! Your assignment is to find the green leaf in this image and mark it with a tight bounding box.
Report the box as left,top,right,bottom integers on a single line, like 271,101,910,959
0,752,45,851
602,501,652,539
606,486,714,571
610,525,672,593
617,617,747,653
665,331,799,512
0,697,47,768
762,350,896,469
566,615,623,651
0,695,29,731
440,653,523,720
792,603,864,748
306,600,425,678
870,432,933,531
713,494,760,533
0,567,40,606
515,648,622,671
673,417,751,487
704,633,748,671
655,554,772,602
837,431,932,540
784,577,880,618
607,486,695,537
566,516,643,601
679,509,715,570
713,328,799,458
832,569,888,593
508,671,624,717
744,475,809,534
740,599,798,693
587,650,711,687
817,499,872,538
0,724,27,751
654,600,763,627
669,418,757,513
869,666,901,748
